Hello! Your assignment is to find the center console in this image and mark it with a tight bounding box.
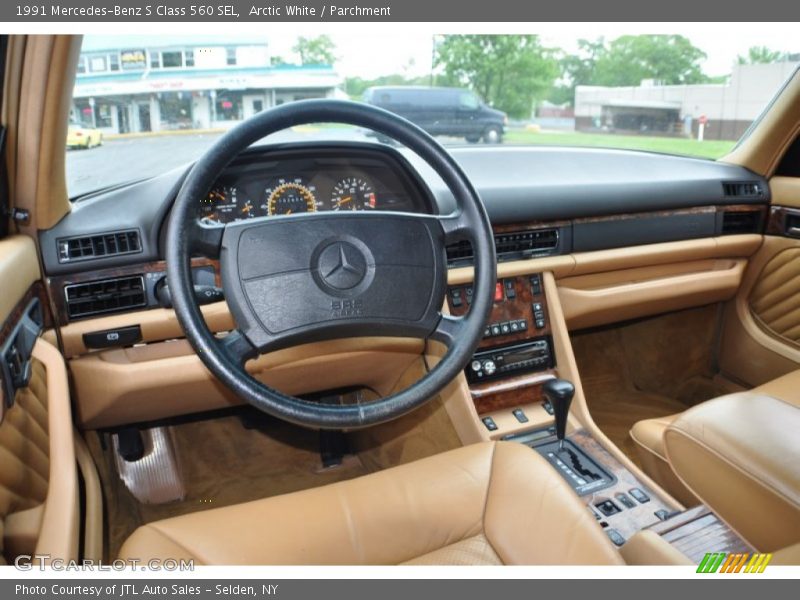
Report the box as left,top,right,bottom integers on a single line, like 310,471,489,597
447,273,556,423
447,271,753,556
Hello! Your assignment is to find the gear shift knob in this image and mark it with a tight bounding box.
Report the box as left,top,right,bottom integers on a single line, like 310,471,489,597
543,378,575,450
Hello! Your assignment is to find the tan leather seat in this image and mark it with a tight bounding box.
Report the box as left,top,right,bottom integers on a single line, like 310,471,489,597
629,414,698,507
119,441,623,565
631,370,800,551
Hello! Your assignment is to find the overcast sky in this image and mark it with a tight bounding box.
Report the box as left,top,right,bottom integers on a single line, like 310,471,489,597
268,24,800,79
85,24,800,80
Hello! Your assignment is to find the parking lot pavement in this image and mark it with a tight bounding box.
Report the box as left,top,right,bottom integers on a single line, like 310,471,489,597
65,127,487,198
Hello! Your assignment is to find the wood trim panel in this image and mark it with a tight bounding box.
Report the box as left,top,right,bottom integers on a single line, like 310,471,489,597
491,219,571,233
572,205,716,225
572,204,765,225
447,274,551,350
646,505,752,563
570,429,674,541
46,258,219,325
0,281,52,413
470,370,555,414
766,205,800,237
0,281,50,347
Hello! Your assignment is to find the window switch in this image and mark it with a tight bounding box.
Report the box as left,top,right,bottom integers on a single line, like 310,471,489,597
615,493,636,509
629,488,651,504
504,279,516,299
449,289,463,308
530,274,542,295
654,509,671,521
481,416,498,431
512,409,528,423
606,529,626,546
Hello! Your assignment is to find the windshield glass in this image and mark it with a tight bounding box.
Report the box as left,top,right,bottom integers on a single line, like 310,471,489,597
67,32,799,197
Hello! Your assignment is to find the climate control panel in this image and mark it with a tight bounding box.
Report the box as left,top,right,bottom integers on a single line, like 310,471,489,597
447,273,550,352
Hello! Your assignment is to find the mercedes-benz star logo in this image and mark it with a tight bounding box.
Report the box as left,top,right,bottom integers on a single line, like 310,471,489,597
317,242,367,290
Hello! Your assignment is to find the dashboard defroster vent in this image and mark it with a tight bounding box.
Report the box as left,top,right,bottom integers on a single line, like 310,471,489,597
722,181,764,199
64,275,147,320
57,229,142,263
446,228,559,266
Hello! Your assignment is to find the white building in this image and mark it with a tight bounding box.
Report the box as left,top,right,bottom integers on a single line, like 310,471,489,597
575,61,799,140
72,36,342,135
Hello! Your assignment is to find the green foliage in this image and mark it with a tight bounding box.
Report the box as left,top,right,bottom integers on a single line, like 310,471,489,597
592,35,708,86
737,46,789,64
433,35,559,119
293,35,336,66
546,35,710,106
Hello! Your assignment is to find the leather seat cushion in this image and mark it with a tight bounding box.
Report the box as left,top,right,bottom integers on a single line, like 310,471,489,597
664,392,800,551
630,414,678,460
119,441,623,565
629,414,698,507
629,369,800,512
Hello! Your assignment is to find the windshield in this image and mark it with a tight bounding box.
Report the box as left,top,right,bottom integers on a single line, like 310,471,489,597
67,32,799,197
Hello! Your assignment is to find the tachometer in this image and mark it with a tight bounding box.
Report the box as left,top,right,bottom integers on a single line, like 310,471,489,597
331,177,377,211
199,186,239,223
265,178,319,216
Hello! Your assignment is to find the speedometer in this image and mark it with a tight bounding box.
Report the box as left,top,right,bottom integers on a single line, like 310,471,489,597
265,178,319,216
331,177,377,211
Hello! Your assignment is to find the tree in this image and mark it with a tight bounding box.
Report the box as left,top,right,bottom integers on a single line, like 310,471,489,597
434,35,559,119
591,35,708,86
548,38,606,105
737,46,789,64
293,35,336,66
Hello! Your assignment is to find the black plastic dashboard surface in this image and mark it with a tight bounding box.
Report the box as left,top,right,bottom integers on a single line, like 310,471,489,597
40,143,769,276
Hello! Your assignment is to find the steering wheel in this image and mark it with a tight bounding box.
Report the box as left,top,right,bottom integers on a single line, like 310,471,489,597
166,100,496,429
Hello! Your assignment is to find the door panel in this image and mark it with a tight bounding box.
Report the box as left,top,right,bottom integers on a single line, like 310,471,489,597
749,246,800,343
0,234,78,564
719,221,800,386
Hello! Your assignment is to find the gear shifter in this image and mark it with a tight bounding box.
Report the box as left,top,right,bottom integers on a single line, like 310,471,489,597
543,378,575,450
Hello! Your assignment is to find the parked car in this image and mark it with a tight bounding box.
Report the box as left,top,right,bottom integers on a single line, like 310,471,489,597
363,86,507,143
66,120,103,149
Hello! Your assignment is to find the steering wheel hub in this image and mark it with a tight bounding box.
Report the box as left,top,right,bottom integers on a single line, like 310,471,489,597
313,238,373,293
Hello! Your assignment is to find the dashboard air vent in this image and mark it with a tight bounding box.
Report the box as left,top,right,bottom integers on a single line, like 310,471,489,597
722,181,764,199
446,228,559,266
64,275,147,320
721,210,763,235
57,229,141,263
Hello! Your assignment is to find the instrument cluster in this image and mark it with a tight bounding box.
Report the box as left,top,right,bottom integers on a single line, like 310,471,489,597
197,150,425,223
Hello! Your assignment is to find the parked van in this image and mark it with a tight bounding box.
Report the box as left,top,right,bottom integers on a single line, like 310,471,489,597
363,86,507,143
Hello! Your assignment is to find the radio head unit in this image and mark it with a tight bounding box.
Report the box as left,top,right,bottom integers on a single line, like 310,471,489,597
467,337,554,383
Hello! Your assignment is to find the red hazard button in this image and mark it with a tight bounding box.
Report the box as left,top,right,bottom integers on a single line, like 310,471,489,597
494,282,504,302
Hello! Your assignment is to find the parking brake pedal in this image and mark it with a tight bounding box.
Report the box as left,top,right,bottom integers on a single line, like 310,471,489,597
112,427,186,504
